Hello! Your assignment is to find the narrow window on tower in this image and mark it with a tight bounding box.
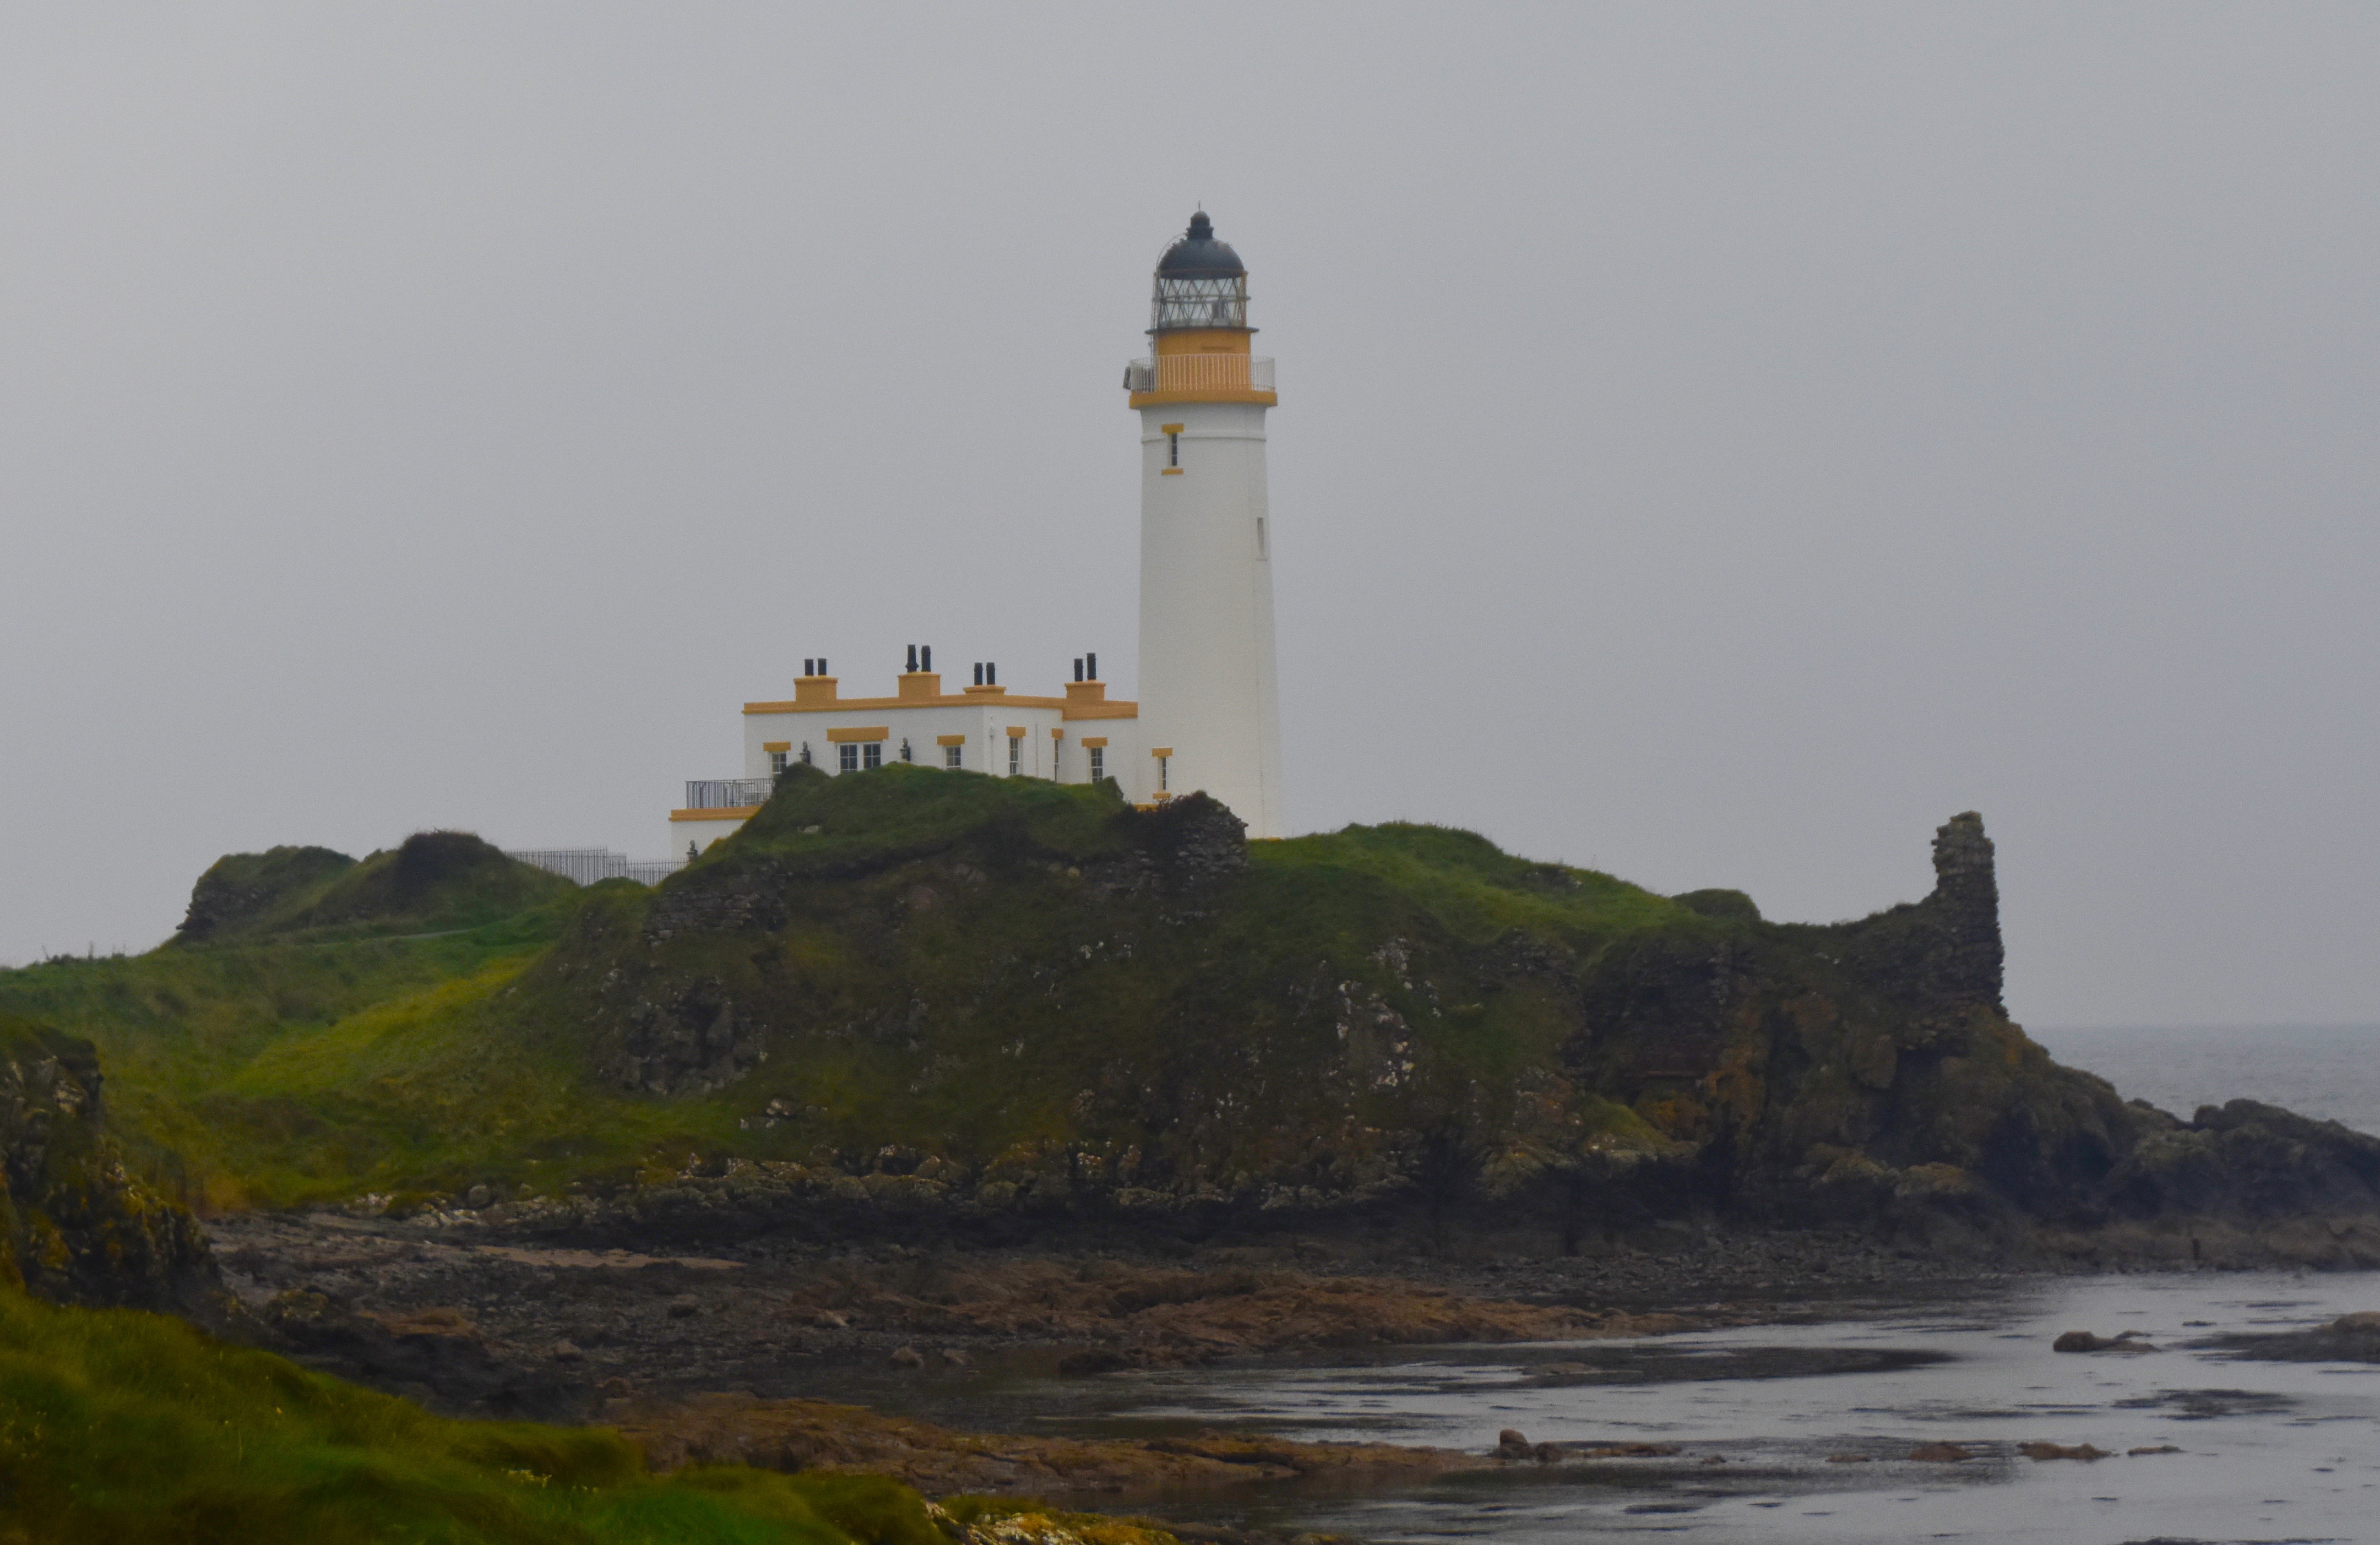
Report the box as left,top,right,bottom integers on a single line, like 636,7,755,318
1089,747,1105,783
839,743,859,774
862,742,883,770
1256,517,1268,559
1169,432,1180,467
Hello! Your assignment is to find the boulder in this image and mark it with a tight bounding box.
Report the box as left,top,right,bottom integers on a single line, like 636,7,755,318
2053,1330,2155,1353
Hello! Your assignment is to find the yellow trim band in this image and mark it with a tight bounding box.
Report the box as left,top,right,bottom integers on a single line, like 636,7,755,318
746,691,1132,716
670,807,759,822
1130,388,1278,409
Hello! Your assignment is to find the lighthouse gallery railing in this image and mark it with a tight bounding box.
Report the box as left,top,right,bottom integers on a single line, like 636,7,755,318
1123,355,1274,393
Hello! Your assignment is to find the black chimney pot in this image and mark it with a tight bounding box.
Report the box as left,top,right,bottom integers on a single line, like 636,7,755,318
921,645,932,672
1086,651,1098,681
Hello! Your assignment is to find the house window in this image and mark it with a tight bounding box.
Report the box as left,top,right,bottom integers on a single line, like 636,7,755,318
944,743,962,769
769,750,788,776
839,743,858,774
1088,747,1105,782
862,742,883,770
1008,736,1021,776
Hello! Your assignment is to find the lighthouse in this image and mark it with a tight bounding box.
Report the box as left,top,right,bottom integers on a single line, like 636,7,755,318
648,212,1288,864
1124,211,1285,837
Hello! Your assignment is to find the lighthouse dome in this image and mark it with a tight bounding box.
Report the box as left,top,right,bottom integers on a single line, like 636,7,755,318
1150,211,1250,331
1155,211,1245,278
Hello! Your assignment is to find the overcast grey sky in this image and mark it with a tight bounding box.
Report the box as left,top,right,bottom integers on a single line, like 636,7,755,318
2,5,2373,1028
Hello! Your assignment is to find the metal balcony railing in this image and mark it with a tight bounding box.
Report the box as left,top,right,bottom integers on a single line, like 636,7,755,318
1123,355,1275,394
683,777,775,810
506,848,686,886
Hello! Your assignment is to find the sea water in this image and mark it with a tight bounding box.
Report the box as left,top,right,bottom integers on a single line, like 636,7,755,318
2032,1024,2380,1135
1091,1272,2380,1544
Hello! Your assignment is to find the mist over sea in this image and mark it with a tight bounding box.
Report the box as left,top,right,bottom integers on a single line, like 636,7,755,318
2031,1024,2380,1136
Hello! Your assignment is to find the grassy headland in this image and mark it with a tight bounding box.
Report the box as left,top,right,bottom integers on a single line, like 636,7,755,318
8,766,2373,1254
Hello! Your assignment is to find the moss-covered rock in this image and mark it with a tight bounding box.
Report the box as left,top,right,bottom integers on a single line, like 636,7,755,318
504,776,2380,1247
0,1015,221,1315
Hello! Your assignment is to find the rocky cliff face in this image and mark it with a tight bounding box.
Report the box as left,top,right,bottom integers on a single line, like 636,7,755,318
509,771,2379,1261
0,1016,225,1314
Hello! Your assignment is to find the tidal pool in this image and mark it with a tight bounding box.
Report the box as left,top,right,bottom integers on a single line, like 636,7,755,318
1021,1272,2380,1543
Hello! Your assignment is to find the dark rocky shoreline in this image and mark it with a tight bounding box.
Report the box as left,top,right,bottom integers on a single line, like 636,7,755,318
204,1205,2029,1428
202,1200,2380,1519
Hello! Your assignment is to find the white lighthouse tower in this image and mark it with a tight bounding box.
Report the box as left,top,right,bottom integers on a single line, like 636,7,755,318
1125,212,1284,837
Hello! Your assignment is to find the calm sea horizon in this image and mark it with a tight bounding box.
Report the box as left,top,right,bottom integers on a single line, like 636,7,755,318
2030,1021,2380,1137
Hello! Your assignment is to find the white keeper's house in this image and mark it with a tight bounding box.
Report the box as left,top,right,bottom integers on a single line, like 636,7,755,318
666,210,1285,861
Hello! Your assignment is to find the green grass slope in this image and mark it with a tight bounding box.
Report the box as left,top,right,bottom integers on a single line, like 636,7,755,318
0,1282,943,1544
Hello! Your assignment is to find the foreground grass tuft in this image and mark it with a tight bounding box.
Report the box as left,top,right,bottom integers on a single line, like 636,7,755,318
0,1283,939,1543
